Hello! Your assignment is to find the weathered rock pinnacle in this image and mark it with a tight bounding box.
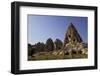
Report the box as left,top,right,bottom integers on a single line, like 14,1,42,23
64,23,83,47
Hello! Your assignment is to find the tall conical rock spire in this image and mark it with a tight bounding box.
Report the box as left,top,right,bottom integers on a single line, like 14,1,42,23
64,23,83,47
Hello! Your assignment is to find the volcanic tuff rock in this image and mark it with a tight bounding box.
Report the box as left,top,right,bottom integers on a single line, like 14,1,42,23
63,23,83,47
51,23,87,56
62,23,87,55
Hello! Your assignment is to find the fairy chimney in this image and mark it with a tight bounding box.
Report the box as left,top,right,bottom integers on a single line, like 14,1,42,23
64,23,83,47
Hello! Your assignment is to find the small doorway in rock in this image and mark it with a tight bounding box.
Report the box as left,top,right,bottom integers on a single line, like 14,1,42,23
65,52,69,55
72,50,77,54
78,50,82,54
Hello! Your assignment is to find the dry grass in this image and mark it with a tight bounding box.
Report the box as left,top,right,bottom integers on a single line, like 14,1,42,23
28,53,87,61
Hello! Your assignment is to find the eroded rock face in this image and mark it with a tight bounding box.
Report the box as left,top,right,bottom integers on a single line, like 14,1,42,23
62,23,87,55
63,42,87,54
64,23,83,47
51,23,88,56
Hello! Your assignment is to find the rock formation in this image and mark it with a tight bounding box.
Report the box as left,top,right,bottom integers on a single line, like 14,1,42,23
28,23,88,60
64,23,83,47
62,23,87,55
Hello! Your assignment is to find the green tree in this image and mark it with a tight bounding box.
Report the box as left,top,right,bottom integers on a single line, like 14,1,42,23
54,39,63,50
28,43,37,56
45,38,54,51
35,42,45,52
28,43,32,48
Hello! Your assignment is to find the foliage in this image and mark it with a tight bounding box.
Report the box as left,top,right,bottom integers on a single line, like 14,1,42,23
45,38,54,51
35,42,45,52
28,47,36,56
54,39,63,50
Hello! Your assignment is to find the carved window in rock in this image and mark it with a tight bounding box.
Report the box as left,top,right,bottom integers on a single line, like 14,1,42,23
78,50,82,54
68,35,71,38
65,52,69,55
72,50,77,54
73,39,75,42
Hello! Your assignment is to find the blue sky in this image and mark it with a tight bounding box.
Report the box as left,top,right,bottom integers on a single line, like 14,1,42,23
28,15,88,45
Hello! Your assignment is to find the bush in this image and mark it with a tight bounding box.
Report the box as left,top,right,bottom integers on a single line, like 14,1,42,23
45,38,54,51
54,39,63,50
35,42,45,52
